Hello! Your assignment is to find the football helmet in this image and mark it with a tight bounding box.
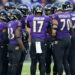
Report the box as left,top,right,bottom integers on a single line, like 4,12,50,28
44,4,52,16
17,4,28,16
31,3,41,14
10,9,22,20
4,2,16,11
35,4,43,14
0,9,8,21
51,2,63,13
62,1,73,11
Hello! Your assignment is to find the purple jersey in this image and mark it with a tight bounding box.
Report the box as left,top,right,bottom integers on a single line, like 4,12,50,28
0,22,7,42
27,15,51,40
71,11,75,37
8,20,22,44
52,12,71,39
21,17,26,29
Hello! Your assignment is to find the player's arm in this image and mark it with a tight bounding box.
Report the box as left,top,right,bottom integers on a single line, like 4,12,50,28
25,20,31,42
47,21,52,35
2,28,8,42
69,21,73,39
15,26,25,50
52,19,58,40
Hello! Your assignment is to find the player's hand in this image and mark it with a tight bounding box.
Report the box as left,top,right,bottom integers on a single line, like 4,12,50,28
21,48,27,62
22,48,27,55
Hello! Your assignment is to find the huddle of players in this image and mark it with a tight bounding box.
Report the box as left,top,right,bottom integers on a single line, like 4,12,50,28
0,1,75,75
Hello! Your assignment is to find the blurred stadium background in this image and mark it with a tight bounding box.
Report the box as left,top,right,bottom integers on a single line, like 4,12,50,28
0,0,75,10
0,0,75,75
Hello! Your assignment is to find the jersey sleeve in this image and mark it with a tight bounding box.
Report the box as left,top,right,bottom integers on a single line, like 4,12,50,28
52,14,58,20
52,14,58,27
3,22,7,29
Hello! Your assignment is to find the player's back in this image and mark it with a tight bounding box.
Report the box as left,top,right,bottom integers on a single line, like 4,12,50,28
27,15,51,40
53,12,71,39
0,21,7,42
8,20,21,44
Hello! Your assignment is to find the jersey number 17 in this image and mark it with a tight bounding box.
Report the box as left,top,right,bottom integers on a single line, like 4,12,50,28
33,21,44,33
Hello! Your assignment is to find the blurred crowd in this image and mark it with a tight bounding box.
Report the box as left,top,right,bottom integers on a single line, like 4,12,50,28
0,0,75,11
0,0,56,11
1,0,56,6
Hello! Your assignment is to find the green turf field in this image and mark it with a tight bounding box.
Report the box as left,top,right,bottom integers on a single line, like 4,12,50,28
21,61,66,75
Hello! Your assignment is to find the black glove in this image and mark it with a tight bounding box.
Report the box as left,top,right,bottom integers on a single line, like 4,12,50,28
21,48,27,62
22,48,27,54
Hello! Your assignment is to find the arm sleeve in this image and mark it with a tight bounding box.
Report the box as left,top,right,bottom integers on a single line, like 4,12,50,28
16,21,22,29
3,22,7,28
52,14,58,20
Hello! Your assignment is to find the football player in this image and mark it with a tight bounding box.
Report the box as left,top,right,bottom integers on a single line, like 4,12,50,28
3,2,16,75
17,4,29,75
51,2,63,75
44,4,52,75
26,4,52,75
63,1,75,75
52,2,72,75
0,9,8,75
7,9,26,75
69,9,75,75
